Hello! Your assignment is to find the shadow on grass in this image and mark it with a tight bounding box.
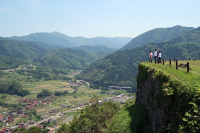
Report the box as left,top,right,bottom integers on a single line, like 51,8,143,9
108,103,153,133
126,103,153,133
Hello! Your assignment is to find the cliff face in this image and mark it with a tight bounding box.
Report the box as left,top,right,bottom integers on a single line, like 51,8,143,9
136,66,166,133
136,63,200,133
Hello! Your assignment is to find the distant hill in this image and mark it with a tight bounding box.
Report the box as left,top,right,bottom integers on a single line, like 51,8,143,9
0,37,46,69
0,37,46,60
0,37,110,70
40,48,110,69
72,45,116,53
75,27,200,91
23,41,63,50
120,25,195,50
8,32,132,49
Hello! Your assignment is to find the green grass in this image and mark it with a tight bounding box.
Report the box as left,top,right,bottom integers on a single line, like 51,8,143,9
142,60,200,89
64,111,76,116
109,103,153,133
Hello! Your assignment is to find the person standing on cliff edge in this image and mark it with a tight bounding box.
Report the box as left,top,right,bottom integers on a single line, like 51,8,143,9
149,51,153,63
158,51,161,63
154,49,157,63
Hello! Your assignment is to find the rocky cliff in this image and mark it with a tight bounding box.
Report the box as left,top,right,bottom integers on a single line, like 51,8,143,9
136,63,200,133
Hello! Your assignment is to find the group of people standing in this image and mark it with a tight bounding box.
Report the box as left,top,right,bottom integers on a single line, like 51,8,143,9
149,49,161,63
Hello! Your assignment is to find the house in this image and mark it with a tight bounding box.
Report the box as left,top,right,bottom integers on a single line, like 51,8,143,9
60,105,68,108
0,116,3,121
109,91,115,95
3,117,8,121
115,95,122,98
21,114,29,118
47,118,52,123
17,110,24,114
4,122,8,126
29,120,35,125
9,69,15,72
7,118,14,123
0,129,5,133
0,127,9,133
18,121,27,128
37,124,43,129
10,126,17,131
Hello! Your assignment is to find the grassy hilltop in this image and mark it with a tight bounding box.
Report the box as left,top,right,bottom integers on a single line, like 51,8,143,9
142,60,200,89
138,60,200,132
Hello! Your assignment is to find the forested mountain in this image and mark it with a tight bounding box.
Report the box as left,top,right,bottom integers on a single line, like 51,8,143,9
72,45,116,53
0,37,110,70
75,27,200,91
40,48,109,69
120,25,195,50
9,32,132,49
23,41,63,50
0,37,47,69
0,37,46,60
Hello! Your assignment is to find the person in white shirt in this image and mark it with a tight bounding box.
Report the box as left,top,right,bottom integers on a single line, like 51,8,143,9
158,51,161,63
154,49,157,63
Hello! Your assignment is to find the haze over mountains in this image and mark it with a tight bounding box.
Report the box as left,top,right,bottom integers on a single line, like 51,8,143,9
71,45,116,53
8,32,132,49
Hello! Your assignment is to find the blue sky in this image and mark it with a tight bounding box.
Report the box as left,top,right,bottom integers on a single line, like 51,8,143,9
0,0,200,38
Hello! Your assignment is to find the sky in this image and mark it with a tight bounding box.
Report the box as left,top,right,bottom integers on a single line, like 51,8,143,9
0,0,200,38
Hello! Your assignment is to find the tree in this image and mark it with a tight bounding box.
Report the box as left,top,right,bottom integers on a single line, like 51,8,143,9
57,123,69,133
58,95,119,133
37,89,52,98
1,95,7,99
101,91,106,94
115,91,121,95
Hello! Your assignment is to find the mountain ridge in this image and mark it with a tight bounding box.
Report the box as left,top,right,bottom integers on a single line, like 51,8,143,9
120,25,195,50
8,32,132,49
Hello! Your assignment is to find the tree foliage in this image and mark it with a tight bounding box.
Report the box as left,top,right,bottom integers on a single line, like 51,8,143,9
0,80,30,96
37,89,52,98
57,95,120,133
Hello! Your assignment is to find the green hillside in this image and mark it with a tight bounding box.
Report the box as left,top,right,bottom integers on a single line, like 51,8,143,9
9,32,132,49
0,37,46,60
120,25,194,50
0,37,111,71
40,48,110,69
0,37,46,69
72,45,116,53
75,27,200,91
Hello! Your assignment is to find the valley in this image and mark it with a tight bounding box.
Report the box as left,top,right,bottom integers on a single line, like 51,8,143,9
0,64,133,132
